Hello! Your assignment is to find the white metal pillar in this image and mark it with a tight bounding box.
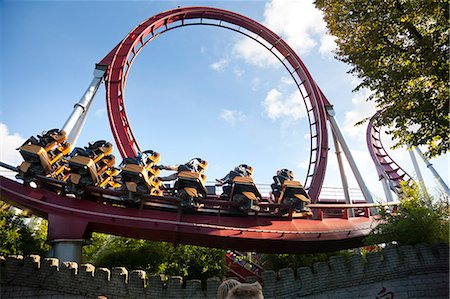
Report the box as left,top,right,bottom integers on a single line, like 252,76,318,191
67,97,94,148
50,239,84,263
380,175,395,202
409,147,429,197
332,130,354,217
326,107,374,203
61,67,106,147
415,147,450,195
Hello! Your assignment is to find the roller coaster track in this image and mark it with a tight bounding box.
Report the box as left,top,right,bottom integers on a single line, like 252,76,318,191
2,7,397,255
0,174,387,253
225,251,264,282
97,6,330,203
366,112,413,194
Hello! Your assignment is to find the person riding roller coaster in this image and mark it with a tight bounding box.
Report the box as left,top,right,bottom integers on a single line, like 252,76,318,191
158,158,207,180
216,164,261,213
158,158,208,208
66,140,118,196
216,164,252,199
270,168,294,200
119,150,161,203
270,168,312,216
17,129,71,184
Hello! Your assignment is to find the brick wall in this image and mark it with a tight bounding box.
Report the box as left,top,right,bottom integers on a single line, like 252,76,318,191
1,243,448,299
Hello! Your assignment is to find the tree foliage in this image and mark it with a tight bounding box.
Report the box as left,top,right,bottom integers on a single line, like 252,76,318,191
315,0,449,157
0,205,50,256
83,234,226,283
365,184,449,246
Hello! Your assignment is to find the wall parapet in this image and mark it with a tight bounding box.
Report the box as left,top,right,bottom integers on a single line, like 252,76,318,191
1,243,448,298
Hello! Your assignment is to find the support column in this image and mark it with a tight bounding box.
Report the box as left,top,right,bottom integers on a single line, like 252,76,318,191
409,147,429,197
61,67,106,146
47,214,88,263
50,239,84,263
68,96,94,147
415,147,450,195
326,108,374,203
380,175,395,202
331,130,354,217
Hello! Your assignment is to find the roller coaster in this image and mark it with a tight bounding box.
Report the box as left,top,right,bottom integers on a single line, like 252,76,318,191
1,7,446,258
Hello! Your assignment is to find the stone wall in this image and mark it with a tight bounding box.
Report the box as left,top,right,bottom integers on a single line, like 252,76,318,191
1,244,448,299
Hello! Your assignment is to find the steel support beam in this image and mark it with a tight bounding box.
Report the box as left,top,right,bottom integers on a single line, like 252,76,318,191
49,239,84,263
327,108,374,203
61,67,105,147
67,96,94,148
409,147,429,197
415,147,450,195
380,175,395,202
331,130,354,216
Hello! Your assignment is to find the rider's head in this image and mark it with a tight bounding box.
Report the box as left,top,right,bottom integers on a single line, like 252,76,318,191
279,168,294,180
188,158,208,173
197,159,208,173
237,164,253,177
141,150,160,164
245,166,254,177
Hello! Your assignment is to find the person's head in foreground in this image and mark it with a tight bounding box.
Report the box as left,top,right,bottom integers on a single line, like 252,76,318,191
217,279,241,299
226,281,264,299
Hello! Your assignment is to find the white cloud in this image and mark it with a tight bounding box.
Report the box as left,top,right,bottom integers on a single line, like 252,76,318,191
233,67,245,77
298,158,310,170
262,88,306,121
280,76,295,86
210,58,229,72
233,38,279,68
342,89,377,141
319,34,337,58
350,77,362,88
251,77,261,91
200,46,206,54
263,0,325,53
0,124,25,178
233,0,336,67
95,107,106,118
219,109,246,126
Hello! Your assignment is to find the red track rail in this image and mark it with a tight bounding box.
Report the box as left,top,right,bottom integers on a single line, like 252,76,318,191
366,112,413,194
97,6,329,202
0,176,377,253
225,251,264,282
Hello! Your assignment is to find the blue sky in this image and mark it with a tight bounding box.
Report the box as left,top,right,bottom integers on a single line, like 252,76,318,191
1,0,448,201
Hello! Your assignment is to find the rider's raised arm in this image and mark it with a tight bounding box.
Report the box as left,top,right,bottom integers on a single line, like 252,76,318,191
159,164,180,171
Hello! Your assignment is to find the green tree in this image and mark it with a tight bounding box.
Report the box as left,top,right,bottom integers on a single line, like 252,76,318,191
0,205,50,256
365,184,449,246
157,243,226,281
315,0,449,157
83,234,226,283
84,236,169,274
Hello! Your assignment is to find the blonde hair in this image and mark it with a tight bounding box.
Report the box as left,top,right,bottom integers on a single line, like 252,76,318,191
226,282,263,299
217,279,241,299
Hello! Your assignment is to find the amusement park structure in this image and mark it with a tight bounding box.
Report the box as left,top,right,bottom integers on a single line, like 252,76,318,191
1,6,448,264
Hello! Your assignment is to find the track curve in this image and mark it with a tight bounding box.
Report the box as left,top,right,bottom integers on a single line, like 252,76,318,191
0,176,376,253
367,112,413,194
97,6,329,202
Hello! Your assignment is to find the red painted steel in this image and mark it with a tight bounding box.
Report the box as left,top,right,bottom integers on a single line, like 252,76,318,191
225,252,263,282
366,112,413,193
98,7,329,202
0,176,376,253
